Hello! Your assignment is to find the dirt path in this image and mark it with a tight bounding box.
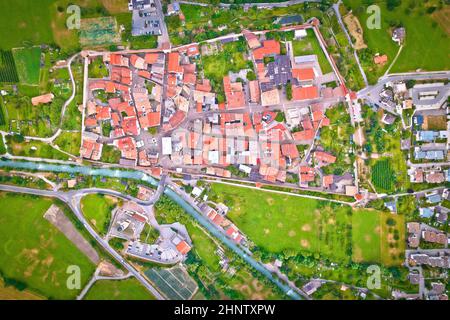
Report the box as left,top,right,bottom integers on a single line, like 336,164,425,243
44,204,100,264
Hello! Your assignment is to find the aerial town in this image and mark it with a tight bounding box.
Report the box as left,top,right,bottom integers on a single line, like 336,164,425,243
0,0,448,304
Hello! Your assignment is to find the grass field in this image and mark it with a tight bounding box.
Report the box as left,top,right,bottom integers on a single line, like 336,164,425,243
292,29,333,74
81,194,117,235
12,47,41,85
84,278,156,300
210,183,404,266
352,209,405,266
6,135,73,161
0,192,96,299
371,158,395,193
344,0,450,78
210,183,353,261
54,131,81,156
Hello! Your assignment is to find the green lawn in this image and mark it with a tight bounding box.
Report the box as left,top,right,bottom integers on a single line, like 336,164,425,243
12,47,41,85
81,194,117,235
210,183,405,266
84,278,156,300
210,183,353,261
0,192,96,299
6,135,72,161
352,209,405,266
292,29,333,74
344,0,450,80
54,131,81,156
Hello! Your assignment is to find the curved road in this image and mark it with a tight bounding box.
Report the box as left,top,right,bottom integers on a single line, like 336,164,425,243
0,184,166,300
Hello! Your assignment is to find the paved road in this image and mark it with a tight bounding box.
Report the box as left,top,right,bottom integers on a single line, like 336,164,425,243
154,0,170,48
0,184,166,300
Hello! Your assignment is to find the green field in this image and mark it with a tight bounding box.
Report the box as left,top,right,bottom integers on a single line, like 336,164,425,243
210,183,404,265
0,192,96,299
84,278,156,300
210,183,353,261
12,47,41,85
54,131,81,156
344,0,450,80
292,29,333,74
6,135,72,161
352,209,405,266
81,194,117,235
371,158,395,193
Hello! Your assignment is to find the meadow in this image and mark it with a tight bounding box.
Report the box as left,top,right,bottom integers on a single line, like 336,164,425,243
84,278,156,300
54,131,82,156
0,192,96,299
344,0,450,80
81,194,117,236
12,47,41,85
6,135,72,161
210,183,405,266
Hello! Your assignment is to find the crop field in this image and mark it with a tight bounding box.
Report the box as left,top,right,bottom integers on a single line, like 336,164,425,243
0,192,96,299
81,194,117,235
84,278,156,300
371,158,395,193
0,50,19,83
12,47,41,85
79,17,121,47
145,266,198,300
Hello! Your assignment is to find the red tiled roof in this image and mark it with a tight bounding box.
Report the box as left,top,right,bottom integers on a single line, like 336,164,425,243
374,54,388,65
175,241,191,255
196,79,212,92
249,80,260,103
323,175,334,188
122,116,139,136
183,72,196,85
292,68,315,81
145,53,159,64
281,144,299,158
138,70,151,79
293,129,315,141
169,110,186,128
314,151,336,164
167,52,182,73
223,76,245,109
292,86,319,101
253,40,281,60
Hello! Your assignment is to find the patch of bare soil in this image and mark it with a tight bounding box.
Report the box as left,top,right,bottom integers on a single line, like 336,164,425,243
44,204,100,264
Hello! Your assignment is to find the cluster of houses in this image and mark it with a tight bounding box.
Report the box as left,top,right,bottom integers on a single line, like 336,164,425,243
82,52,165,165
407,222,449,249
200,203,247,245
